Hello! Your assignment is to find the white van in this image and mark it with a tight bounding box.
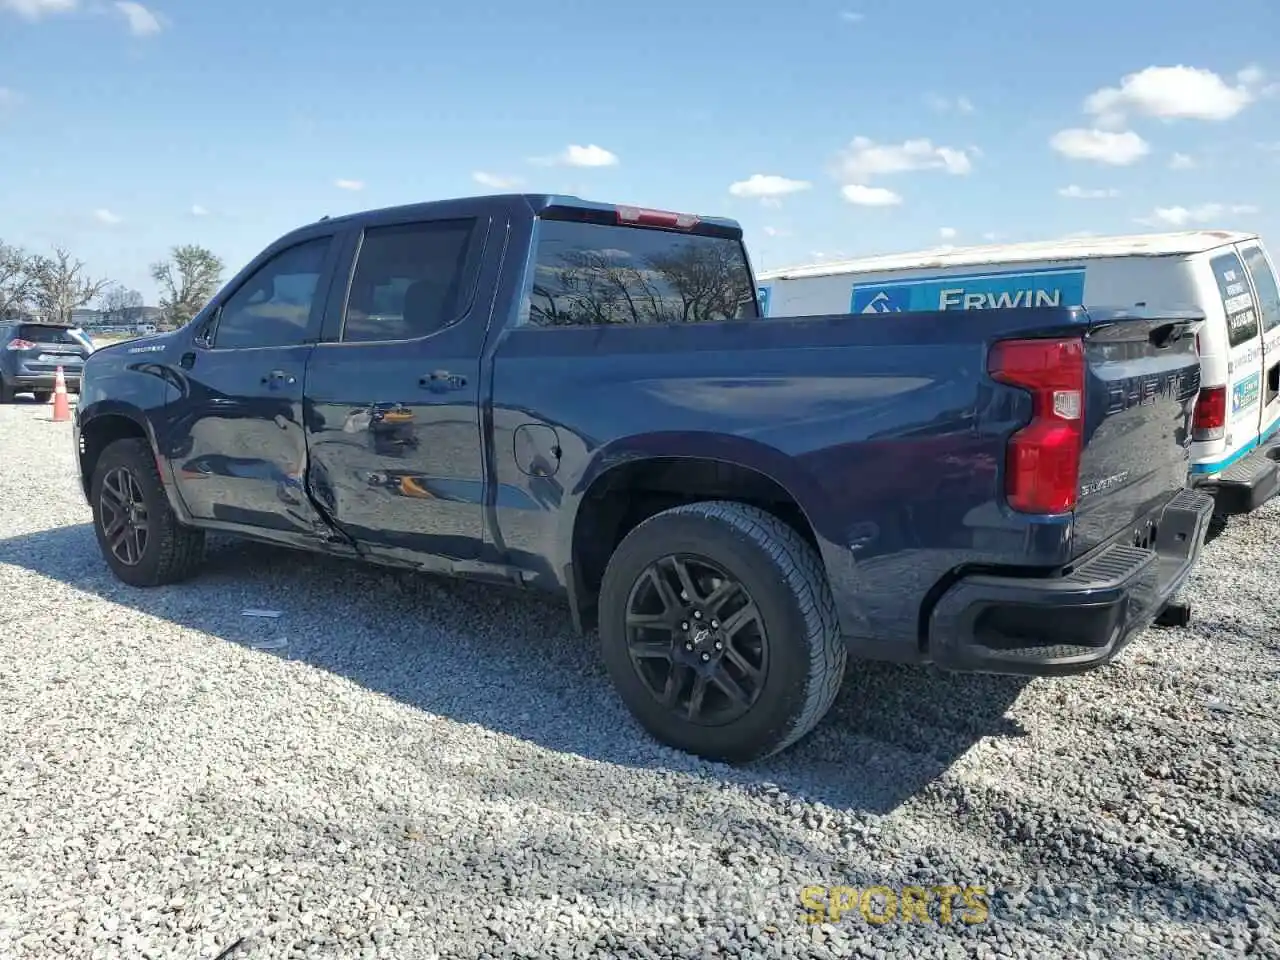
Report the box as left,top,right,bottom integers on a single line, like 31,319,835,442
757,231,1280,514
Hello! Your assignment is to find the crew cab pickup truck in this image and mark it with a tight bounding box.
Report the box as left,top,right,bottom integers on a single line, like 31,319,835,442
74,193,1215,762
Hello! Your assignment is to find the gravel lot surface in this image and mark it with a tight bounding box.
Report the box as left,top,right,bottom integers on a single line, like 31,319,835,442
1,398,1277,959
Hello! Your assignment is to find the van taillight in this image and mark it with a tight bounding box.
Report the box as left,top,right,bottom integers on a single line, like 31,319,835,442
1191,385,1226,441
988,336,1085,514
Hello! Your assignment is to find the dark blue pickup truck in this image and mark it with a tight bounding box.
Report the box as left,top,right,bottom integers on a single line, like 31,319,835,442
74,194,1215,761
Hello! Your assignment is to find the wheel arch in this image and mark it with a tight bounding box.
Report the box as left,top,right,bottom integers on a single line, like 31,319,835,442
559,432,833,633
77,402,190,522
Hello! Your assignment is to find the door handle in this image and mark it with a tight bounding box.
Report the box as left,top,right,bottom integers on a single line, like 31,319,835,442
261,369,296,387
419,370,467,392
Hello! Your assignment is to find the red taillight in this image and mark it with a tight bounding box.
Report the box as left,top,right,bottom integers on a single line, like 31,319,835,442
616,205,700,230
989,336,1086,514
6,338,35,351
1191,385,1226,441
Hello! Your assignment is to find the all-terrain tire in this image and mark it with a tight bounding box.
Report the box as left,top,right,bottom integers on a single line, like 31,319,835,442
90,438,206,587
598,500,846,763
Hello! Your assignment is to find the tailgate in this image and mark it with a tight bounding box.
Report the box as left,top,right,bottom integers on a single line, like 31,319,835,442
1072,309,1203,554
9,324,90,372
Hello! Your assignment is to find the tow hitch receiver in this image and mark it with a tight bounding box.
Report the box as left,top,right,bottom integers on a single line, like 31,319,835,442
1154,598,1192,628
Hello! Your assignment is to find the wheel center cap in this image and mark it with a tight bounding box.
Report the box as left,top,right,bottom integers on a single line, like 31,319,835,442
691,625,712,646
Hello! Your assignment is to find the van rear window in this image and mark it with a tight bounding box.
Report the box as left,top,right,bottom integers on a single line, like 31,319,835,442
1209,252,1259,348
1239,245,1280,334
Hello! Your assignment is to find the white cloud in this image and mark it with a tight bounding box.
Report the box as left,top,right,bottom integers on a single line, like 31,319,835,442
114,1,160,36
1235,65,1277,97
472,171,523,189
333,178,364,191
0,0,76,19
1168,152,1196,170
1084,65,1256,126
840,11,863,22
927,94,976,114
835,136,974,179
1146,203,1258,227
0,87,20,107
841,184,902,207
1049,128,1149,165
982,232,1001,242
542,144,619,167
728,174,811,201
93,208,121,225
1058,184,1120,199
190,204,209,216
938,227,957,240
1237,65,1265,87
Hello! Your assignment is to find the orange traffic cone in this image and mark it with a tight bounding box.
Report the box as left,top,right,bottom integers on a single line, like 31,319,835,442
51,366,70,422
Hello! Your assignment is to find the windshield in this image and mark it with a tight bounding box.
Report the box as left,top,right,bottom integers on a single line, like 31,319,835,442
527,219,757,326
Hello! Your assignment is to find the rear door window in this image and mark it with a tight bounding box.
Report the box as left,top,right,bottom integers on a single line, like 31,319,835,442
1209,251,1260,348
527,219,758,326
1239,244,1280,334
341,219,479,343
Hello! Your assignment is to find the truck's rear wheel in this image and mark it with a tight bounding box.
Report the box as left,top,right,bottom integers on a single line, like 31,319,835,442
598,500,846,763
90,438,206,587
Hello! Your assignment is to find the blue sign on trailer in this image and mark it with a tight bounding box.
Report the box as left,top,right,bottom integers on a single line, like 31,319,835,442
757,285,772,317
850,266,1087,314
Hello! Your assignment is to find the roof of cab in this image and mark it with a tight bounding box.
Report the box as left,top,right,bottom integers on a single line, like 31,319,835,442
306,193,742,233
759,229,1260,281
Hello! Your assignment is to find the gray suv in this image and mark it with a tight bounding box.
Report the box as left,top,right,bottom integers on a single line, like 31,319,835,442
0,322,92,402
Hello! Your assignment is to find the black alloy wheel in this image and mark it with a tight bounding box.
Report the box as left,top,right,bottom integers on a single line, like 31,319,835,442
623,553,769,726
90,437,206,587
598,500,846,763
98,465,150,567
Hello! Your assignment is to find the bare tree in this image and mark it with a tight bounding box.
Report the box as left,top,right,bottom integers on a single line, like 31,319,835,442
0,241,36,320
29,247,110,325
98,283,144,325
151,244,224,327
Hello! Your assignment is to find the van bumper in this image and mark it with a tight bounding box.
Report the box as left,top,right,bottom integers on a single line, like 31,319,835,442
924,489,1214,676
1191,444,1280,515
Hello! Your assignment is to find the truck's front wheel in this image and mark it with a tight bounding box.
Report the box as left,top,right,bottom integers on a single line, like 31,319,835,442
90,438,206,587
598,500,846,763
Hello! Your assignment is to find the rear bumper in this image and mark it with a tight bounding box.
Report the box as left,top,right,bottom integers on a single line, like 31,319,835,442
925,488,1215,676
1191,443,1280,515
6,372,82,392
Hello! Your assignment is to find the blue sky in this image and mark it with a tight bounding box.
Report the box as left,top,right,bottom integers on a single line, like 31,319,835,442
2,0,1279,302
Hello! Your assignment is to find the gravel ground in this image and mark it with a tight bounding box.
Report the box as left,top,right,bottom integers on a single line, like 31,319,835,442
0,398,1277,960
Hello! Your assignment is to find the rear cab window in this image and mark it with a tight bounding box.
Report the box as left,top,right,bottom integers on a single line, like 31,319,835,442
1209,251,1260,348
526,212,758,326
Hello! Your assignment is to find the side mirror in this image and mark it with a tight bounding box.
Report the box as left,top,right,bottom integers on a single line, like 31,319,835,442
193,307,220,347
